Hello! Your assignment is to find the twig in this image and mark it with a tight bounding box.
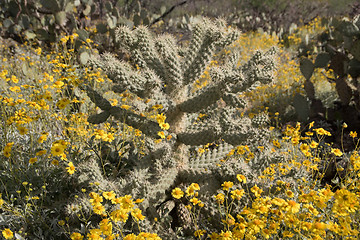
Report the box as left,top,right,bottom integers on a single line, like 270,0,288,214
150,0,188,26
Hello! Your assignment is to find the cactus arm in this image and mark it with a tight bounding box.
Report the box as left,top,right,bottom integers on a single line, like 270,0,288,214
88,111,111,124
116,26,137,51
82,85,112,111
222,92,247,108
187,141,234,172
183,28,222,85
109,106,162,138
216,28,241,48
135,26,166,79
182,22,207,72
155,35,183,95
177,120,221,146
178,83,224,113
241,47,276,85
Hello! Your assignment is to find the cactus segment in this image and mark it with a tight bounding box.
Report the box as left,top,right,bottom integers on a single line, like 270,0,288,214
300,58,315,80
116,26,137,50
177,121,221,146
156,35,183,94
183,30,220,84
88,111,111,124
188,141,234,171
314,52,331,68
178,84,224,113
109,107,161,138
83,85,112,111
182,22,207,71
135,26,166,78
222,92,247,108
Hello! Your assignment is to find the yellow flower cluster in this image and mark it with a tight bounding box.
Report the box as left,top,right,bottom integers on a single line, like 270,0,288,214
209,182,360,239
93,129,115,143
154,113,171,141
74,191,156,239
51,140,68,157
2,142,14,158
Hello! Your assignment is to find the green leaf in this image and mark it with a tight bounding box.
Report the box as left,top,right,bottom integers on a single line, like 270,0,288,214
76,29,89,41
140,9,147,19
112,8,120,19
24,30,37,40
116,0,125,7
300,58,314,80
79,51,90,65
134,0,141,13
21,63,29,76
107,16,117,29
69,13,78,30
40,0,60,12
314,53,330,68
351,40,360,61
3,18,14,28
36,29,49,40
65,2,75,12
105,2,113,12
55,11,67,26
96,23,108,33
292,93,309,122
83,4,91,16
12,24,22,34
339,21,360,37
143,17,150,26
20,15,30,29
133,14,141,26
348,59,360,78
118,17,134,28
160,5,166,15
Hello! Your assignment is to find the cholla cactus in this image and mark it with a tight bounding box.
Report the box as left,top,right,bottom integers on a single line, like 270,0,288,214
81,18,276,231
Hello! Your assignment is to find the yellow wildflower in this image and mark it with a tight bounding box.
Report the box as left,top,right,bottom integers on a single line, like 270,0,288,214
157,131,165,139
237,174,247,183
103,191,116,201
92,203,105,215
29,157,37,164
215,193,225,204
231,189,245,200
38,134,48,143
310,141,318,148
131,208,145,221
190,197,201,205
350,131,357,138
51,143,66,156
120,105,130,110
331,148,343,157
2,229,13,239
222,181,234,191
171,188,184,199
99,218,112,236
66,162,76,175
110,208,129,223
186,183,200,196
286,200,300,214
87,229,102,240
314,128,331,136
194,230,206,238
70,232,84,240
160,122,170,130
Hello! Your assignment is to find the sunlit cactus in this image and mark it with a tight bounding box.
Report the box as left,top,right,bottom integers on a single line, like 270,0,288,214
81,17,277,228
